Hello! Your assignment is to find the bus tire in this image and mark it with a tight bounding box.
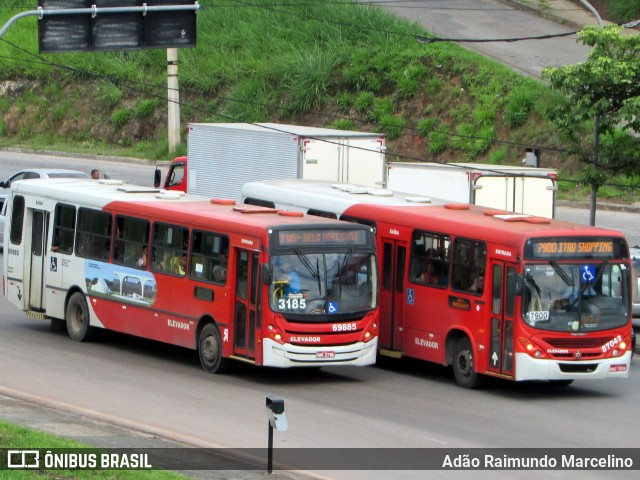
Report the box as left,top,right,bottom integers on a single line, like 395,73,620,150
452,337,483,389
198,323,229,374
66,292,97,342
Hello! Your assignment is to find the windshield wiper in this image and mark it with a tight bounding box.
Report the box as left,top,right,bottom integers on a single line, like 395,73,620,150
294,248,322,295
550,261,573,287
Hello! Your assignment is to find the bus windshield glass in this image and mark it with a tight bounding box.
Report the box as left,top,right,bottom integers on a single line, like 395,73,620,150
522,262,630,333
269,251,377,317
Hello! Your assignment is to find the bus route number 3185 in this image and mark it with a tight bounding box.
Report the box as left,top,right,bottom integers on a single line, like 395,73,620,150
278,298,306,310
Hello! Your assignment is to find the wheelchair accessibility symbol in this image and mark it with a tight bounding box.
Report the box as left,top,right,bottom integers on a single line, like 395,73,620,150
407,288,415,305
581,264,596,283
328,302,338,314
50,257,58,272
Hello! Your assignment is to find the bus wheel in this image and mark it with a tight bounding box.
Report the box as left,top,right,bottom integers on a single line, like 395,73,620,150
452,337,483,389
198,323,229,374
66,292,96,342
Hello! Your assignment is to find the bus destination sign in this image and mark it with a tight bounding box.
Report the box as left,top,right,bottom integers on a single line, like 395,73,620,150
525,237,627,260
278,229,368,247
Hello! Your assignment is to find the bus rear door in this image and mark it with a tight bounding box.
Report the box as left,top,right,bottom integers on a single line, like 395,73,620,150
487,259,518,378
379,238,407,355
232,249,260,362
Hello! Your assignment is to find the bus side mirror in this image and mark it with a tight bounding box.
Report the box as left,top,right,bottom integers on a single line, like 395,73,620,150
153,168,162,188
263,265,272,285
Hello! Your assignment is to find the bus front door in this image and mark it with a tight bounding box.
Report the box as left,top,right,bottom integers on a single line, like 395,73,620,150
232,249,259,361
487,260,517,378
379,238,407,354
28,210,48,311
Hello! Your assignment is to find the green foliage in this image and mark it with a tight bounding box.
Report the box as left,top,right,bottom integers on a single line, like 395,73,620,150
543,25,640,180
134,99,160,118
608,0,640,24
0,420,190,479
369,97,394,122
504,87,534,129
417,118,438,136
450,103,471,123
331,119,356,130
424,77,443,96
378,114,408,141
280,48,338,113
336,92,353,111
0,97,9,113
111,108,133,128
96,81,123,108
354,92,375,114
472,103,497,125
221,77,274,122
394,65,428,100
52,102,70,123
428,127,450,155
18,124,31,139
487,147,509,165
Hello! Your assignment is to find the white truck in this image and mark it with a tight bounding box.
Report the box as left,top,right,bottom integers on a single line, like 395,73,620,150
157,123,386,200
386,161,558,218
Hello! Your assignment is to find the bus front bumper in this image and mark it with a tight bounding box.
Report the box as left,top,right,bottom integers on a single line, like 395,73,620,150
514,351,632,381
263,337,378,368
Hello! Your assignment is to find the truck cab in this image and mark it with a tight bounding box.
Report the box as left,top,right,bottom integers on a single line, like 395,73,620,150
154,156,187,192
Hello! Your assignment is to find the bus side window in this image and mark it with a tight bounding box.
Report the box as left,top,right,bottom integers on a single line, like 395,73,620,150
451,238,486,294
52,203,76,254
113,215,150,269
190,229,229,285
410,231,451,287
75,208,112,260
151,222,189,277
9,195,26,245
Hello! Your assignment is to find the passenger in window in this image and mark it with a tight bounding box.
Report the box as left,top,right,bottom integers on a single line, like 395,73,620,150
175,254,187,276
213,251,228,282
420,260,440,285
469,273,484,294
277,261,301,295
137,246,148,268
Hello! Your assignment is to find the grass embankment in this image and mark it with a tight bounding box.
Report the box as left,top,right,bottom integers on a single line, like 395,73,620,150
0,0,637,203
0,420,188,480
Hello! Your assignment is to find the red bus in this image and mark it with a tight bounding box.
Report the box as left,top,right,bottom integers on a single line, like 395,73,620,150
243,179,634,387
3,179,379,372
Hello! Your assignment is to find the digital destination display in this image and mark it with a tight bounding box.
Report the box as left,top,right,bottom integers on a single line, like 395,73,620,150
525,237,627,260
277,229,368,247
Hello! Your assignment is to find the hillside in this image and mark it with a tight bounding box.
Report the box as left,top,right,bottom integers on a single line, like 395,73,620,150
0,1,638,202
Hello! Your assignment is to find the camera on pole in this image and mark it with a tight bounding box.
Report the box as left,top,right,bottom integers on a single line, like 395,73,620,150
266,396,287,474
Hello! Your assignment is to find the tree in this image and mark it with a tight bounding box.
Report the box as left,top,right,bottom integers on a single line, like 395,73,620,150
542,25,640,224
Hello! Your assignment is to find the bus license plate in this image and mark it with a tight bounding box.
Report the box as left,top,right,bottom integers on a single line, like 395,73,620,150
610,364,626,373
317,351,335,359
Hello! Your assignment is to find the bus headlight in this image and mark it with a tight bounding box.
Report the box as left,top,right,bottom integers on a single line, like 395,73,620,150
268,324,284,343
518,337,547,359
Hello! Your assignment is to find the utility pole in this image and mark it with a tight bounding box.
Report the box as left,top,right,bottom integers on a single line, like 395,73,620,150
167,48,181,153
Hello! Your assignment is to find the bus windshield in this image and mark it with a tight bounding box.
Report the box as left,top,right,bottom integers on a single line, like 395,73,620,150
522,262,630,333
269,251,377,317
